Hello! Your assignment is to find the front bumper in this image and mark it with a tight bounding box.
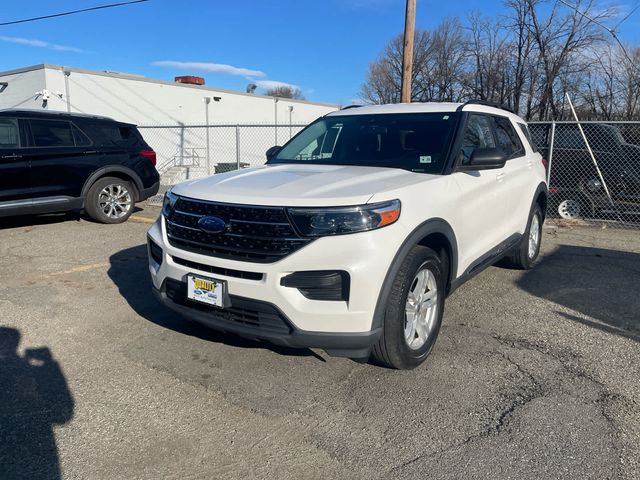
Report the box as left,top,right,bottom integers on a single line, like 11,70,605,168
152,280,381,358
147,215,408,356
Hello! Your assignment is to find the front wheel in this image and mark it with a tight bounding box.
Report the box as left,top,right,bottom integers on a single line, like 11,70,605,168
371,246,445,370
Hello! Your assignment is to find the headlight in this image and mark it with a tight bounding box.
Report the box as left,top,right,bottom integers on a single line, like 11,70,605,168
162,189,178,216
288,200,401,237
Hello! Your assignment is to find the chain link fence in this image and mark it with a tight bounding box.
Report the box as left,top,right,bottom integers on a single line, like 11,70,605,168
138,124,306,204
530,121,640,228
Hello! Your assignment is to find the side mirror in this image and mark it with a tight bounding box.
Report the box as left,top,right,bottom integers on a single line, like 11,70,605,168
266,146,282,161
460,147,507,170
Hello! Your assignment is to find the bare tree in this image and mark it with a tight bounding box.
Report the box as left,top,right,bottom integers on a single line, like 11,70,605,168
360,18,468,104
524,0,614,119
465,13,510,105
361,30,432,104
265,86,305,100
360,0,638,120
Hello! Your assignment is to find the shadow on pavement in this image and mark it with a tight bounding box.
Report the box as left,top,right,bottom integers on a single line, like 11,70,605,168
107,244,325,361
0,212,81,230
0,207,145,230
0,327,74,480
518,244,640,342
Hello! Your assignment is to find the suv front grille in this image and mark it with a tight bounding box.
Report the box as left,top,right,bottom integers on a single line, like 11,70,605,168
165,196,311,263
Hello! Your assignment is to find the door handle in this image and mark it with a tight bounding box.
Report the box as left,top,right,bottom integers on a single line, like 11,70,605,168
83,150,98,154
496,172,506,181
1,154,22,159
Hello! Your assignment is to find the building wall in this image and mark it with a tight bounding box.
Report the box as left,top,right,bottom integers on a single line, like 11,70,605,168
0,68,46,111
40,66,336,126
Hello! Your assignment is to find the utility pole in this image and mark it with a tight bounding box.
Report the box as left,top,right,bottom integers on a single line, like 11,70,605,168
401,0,416,103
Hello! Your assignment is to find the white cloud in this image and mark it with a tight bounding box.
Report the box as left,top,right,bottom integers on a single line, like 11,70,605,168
0,35,84,53
254,79,300,91
152,60,265,78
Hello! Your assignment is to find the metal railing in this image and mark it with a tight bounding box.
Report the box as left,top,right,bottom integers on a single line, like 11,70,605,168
138,123,306,205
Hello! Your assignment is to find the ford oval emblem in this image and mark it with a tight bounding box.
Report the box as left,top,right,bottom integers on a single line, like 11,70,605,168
198,216,226,234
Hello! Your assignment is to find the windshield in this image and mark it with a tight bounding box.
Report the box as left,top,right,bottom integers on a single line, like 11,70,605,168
270,112,459,174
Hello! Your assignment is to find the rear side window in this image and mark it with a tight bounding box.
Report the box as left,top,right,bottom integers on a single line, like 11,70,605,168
72,123,92,147
0,118,19,148
88,123,145,148
517,122,538,152
493,116,524,158
30,119,74,147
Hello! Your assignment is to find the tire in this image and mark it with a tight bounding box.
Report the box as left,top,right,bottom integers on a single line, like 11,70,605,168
506,204,543,270
371,246,446,370
556,196,583,220
85,176,136,224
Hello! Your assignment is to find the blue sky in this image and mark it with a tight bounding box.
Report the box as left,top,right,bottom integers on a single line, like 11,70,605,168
1,0,639,105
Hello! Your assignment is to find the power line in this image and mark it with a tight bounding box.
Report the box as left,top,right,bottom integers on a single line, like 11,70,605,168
0,0,149,27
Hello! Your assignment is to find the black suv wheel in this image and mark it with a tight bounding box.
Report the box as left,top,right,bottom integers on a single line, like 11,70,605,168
85,177,135,224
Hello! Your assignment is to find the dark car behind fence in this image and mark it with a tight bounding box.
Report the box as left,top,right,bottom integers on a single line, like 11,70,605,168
526,122,640,228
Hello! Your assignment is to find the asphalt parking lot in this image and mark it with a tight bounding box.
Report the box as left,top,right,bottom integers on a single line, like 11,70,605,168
1,206,639,480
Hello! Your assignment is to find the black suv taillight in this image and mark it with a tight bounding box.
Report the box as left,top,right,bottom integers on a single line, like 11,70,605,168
281,271,350,301
140,150,157,167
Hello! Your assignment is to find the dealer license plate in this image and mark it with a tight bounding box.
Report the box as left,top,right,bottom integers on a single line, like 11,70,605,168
187,275,225,308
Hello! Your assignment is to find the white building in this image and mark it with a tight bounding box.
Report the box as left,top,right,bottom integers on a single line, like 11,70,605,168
0,64,338,182
0,64,337,125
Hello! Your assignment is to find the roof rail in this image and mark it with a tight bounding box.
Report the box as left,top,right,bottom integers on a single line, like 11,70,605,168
457,100,515,114
341,104,363,110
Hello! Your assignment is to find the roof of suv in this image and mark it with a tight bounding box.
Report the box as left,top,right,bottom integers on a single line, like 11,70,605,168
328,102,525,123
0,109,132,125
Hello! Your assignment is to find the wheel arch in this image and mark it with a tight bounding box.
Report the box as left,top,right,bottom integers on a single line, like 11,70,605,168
371,218,458,331
534,182,548,219
81,166,143,205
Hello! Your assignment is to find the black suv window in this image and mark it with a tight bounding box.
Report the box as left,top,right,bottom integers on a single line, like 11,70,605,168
89,123,144,148
0,118,19,148
493,116,524,159
72,124,92,147
30,119,75,147
460,114,496,165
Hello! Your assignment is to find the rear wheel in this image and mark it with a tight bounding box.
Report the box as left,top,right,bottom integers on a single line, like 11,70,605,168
85,176,135,224
371,246,445,370
506,204,543,270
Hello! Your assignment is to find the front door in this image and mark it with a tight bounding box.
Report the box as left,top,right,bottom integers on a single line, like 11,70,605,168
451,113,508,274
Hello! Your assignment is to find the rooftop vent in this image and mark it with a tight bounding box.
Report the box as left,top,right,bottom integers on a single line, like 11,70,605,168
175,76,205,86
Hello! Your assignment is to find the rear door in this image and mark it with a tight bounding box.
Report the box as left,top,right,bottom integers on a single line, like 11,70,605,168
492,115,531,235
0,117,31,208
24,118,96,200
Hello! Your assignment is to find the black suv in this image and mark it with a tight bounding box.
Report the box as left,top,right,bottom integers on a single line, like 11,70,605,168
0,110,159,223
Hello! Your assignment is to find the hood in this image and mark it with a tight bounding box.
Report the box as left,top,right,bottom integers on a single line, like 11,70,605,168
171,164,436,206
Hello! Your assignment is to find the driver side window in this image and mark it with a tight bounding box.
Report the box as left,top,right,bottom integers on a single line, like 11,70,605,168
460,114,495,165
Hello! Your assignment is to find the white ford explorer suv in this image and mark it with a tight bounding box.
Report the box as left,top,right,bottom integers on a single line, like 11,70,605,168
147,101,547,369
